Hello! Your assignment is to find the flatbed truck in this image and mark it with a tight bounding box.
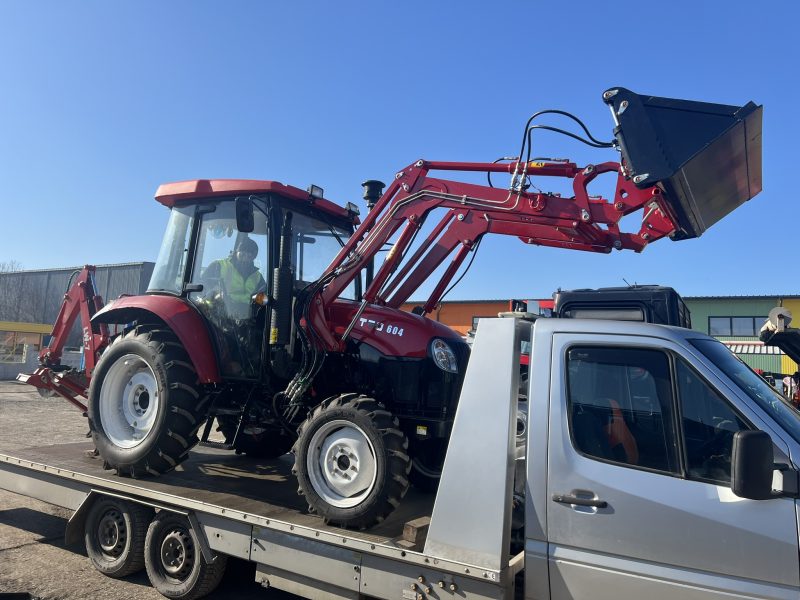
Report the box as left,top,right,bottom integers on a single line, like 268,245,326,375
3,317,800,599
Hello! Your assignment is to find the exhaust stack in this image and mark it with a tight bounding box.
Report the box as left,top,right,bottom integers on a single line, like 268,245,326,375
604,87,762,241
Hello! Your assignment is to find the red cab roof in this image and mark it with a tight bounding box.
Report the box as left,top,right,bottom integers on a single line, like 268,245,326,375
154,179,356,222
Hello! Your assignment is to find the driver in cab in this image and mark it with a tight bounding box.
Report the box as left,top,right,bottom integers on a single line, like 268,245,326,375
204,236,266,320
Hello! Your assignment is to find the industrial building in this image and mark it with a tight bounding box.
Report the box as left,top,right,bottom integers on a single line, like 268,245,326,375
0,263,154,361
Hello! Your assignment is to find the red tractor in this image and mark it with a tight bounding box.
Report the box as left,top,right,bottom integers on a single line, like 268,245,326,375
21,87,762,528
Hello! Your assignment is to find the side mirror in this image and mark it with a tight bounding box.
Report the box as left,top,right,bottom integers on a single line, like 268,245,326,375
731,430,774,500
236,197,254,233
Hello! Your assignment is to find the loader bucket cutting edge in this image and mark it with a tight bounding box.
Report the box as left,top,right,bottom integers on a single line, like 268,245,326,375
605,87,762,240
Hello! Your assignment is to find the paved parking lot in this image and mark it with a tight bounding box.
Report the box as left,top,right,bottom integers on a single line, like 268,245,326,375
0,380,292,599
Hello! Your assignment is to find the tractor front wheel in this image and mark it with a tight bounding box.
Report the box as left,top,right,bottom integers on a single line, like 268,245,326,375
88,326,205,477
293,394,410,529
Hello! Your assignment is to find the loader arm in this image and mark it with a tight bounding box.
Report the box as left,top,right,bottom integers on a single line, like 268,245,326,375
307,85,763,354
309,158,677,352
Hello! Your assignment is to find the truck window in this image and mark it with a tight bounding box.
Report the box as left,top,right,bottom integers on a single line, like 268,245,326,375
562,307,644,321
690,337,800,445
676,359,750,484
566,347,678,473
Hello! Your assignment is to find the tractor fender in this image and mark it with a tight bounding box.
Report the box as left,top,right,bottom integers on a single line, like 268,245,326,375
92,295,221,383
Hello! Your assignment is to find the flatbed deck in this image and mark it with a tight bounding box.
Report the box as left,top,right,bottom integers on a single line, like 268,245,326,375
0,441,432,543
0,441,518,600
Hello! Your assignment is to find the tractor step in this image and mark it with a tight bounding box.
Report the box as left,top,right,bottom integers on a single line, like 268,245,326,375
198,440,234,451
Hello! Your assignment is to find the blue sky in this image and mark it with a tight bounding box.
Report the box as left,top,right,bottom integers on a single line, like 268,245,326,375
0,1,795,300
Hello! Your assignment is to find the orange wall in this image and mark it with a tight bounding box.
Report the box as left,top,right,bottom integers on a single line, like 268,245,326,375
400,301,509,335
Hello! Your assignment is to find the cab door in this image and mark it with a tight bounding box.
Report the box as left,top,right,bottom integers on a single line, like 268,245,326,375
187,199,271,379
546,333,799,600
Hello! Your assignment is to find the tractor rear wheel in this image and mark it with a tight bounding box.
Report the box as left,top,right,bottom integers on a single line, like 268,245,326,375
88,325,205,477
292,394,410,529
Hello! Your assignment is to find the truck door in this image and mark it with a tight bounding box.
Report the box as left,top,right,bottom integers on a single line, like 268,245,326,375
546,333,799,600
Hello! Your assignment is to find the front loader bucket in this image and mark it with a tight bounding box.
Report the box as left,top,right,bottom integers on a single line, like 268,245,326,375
604,87,762,240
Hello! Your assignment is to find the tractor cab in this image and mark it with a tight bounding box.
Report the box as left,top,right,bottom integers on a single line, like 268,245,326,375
147,180,359,379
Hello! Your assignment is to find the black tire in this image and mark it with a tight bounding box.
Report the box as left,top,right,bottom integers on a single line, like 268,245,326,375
216,417,294,459
37,386,57,398
84,496,152,578
88,325,206,477
409,438,448,493
144,511,227,600
292,394,411,529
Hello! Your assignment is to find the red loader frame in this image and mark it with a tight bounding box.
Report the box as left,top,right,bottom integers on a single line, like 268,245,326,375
309,158,676,351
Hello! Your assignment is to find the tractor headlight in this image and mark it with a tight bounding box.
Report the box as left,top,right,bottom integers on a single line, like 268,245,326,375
430,339,458,373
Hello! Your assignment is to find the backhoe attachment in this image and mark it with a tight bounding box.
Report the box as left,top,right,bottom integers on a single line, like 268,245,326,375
17,266,109,412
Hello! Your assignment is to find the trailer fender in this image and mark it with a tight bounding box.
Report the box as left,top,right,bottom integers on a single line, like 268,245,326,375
92,295,221,383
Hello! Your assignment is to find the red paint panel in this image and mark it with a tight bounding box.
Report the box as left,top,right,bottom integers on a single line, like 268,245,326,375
154,179,355,222
93,295,221,383
328,300,463,358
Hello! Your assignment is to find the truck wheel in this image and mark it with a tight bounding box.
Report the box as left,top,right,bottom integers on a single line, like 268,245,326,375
144,512,227,600
88,326,205,477
293,394,411,529
84,497,151,578
216,417,294,459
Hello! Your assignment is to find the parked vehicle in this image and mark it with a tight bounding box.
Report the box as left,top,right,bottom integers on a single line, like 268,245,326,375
552,284,691,327
19,87,762,528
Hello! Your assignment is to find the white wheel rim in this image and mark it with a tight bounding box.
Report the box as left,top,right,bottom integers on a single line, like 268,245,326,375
99,354,159,449
307,419,378,508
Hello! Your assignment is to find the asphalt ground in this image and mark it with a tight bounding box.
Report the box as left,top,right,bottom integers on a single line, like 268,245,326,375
0,380,294,600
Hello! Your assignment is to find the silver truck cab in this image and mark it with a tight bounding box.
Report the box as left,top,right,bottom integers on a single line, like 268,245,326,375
429,317,800,600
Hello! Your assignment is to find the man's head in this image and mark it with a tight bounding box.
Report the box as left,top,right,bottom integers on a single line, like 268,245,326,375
234,237,258,264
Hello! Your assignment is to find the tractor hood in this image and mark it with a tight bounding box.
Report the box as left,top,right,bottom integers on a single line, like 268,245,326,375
328,300,465,359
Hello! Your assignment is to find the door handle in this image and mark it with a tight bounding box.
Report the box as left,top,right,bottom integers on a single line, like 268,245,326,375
552,493,607,508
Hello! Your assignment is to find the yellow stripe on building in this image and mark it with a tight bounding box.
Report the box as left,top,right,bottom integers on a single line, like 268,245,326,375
0,321,53,334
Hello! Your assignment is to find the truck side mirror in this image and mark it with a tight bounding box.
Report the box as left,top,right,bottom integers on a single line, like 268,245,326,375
731,430,774,500
236,197,255,233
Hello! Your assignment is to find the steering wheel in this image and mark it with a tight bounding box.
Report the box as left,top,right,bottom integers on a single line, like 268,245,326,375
696,419,737,478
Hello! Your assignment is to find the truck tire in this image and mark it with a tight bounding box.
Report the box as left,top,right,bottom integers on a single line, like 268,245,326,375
84,496,152,578
216,417,294,459
88,326,205,477
144,511,227,600
292,394,411,529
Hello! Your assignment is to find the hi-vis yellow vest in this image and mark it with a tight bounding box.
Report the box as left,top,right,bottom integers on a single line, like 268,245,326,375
218,260,262,313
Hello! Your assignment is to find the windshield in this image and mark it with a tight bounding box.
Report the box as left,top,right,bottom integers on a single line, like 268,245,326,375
691,338,800,444
148,206,194,293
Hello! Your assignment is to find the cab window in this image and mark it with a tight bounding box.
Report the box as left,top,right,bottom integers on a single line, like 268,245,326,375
289,211,356,299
